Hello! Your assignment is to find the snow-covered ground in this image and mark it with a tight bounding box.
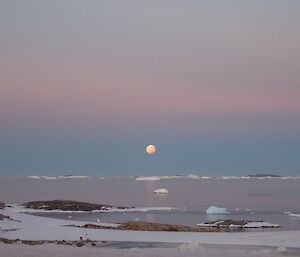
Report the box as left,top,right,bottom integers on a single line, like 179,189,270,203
1,208,300,248
2,243,300,257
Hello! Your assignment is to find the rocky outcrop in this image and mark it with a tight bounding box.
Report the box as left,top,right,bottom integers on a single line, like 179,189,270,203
197,219,280,229
0,238,101,247
120,221,224,232
0,201,5,209
80,221,222,232
22,200,127,212
0,214,9,220
68,221,223,232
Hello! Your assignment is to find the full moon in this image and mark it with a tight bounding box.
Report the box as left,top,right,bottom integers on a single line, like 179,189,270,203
146,144,156,154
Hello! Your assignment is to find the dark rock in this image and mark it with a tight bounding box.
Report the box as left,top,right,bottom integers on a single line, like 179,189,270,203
0,201,5,209
0,214,9,220
22,200,128,212
76,242,84,247
21,240,45,245
118,221,222,232
0,214,20,222
0,238,17,244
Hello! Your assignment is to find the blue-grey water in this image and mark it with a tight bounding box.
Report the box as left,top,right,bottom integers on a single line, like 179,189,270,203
1,177,300,230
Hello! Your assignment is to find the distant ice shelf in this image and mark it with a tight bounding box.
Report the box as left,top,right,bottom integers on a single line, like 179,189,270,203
28,175,89,180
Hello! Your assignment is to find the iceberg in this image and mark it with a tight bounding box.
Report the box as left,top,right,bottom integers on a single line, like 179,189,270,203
206,206,230,214
153,188,168,194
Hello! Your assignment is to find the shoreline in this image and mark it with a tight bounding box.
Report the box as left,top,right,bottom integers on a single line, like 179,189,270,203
2,205,300,257
1,208,300,248
1,241,300,257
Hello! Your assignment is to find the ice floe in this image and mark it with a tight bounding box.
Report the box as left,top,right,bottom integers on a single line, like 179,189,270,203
243,222,280,228
289,213,300,217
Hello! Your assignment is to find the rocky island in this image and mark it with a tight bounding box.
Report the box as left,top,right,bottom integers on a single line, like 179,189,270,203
197,219,280,229
22,200,129,212
78,221,223,232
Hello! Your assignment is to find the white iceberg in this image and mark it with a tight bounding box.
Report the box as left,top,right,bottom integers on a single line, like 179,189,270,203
153,188,168,194
206,206,229,214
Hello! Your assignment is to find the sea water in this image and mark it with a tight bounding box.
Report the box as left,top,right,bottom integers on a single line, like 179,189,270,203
1,177,300,230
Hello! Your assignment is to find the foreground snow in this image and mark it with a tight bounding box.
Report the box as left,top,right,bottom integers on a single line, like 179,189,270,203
1,208,300,248
1,243,299,257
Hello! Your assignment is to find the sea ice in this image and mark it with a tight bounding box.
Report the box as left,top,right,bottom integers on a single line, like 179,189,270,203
289,213,300,217
243,222,280,228
2,208,300,248
206,206,229,214
177,243,204,251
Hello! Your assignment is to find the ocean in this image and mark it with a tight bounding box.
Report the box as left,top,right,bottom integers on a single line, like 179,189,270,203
1,176,300,230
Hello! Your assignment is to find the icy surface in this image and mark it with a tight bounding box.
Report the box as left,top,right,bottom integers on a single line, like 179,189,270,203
243,222,280,228
1,208,300,248
206,206,230,214
289,213,300,217
2,243,300,257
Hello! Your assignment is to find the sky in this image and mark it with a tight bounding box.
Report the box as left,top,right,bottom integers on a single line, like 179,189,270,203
0,0,300,176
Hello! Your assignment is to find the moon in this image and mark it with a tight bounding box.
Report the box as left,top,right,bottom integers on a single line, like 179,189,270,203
146,144,156,155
